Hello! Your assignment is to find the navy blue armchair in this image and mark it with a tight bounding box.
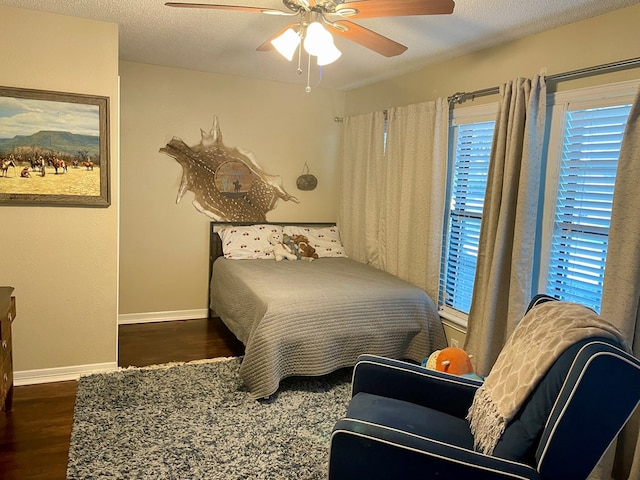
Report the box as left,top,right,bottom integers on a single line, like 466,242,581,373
329,306,640,479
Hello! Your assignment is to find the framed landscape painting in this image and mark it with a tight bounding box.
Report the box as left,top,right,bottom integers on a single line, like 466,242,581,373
0,86,110,207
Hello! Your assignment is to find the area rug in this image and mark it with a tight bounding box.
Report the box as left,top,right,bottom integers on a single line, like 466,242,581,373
66,357,352,479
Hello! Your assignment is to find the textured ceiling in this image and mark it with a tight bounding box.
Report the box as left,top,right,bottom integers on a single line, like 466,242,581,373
0,0,637,90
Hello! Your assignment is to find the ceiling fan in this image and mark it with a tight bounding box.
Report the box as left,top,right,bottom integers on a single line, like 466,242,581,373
166,0,455,57
166,1,454,91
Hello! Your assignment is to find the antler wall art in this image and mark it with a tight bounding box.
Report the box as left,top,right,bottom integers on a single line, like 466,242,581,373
160,116,299,221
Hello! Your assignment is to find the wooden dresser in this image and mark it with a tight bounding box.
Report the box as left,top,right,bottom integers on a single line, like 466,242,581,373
1,286,15,412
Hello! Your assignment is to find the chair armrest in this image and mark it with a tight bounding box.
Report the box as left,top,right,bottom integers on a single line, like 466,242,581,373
330,419,541,480
352,355,482,419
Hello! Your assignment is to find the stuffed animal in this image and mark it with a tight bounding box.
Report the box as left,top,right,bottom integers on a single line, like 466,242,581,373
423,347,475,377
291,234,319,261
265,232,297,261
282,234,302,260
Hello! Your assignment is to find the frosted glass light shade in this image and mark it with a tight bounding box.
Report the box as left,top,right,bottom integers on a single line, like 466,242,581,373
317,42,341,66
303,22,333,57
271,28,301,61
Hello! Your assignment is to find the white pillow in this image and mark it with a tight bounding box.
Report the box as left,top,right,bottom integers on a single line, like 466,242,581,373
218,225,283,259
283,225,347,258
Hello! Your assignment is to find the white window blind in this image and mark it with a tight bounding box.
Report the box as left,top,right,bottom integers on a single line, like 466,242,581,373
546,103,632,312
441,120,494,314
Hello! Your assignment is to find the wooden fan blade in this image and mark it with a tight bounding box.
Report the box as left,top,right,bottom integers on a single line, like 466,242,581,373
336,0,454,18
256,24,298,51
331,21,407,57
165,2,290,15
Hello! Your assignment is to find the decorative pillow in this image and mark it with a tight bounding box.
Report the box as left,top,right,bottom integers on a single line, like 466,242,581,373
218,225,283,259
283,225,347,257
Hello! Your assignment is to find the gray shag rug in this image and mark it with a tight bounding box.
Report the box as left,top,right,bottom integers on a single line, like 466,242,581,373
66,357,352,479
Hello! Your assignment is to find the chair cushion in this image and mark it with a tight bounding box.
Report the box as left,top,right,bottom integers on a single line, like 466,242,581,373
492,337,615,463
346,392,475,450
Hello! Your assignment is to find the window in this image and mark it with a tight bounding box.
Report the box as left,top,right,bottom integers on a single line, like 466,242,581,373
545,102,632,312
440,105,496,320
439,80,638,325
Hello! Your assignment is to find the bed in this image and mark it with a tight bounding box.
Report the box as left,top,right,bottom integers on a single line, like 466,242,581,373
209,222,447,399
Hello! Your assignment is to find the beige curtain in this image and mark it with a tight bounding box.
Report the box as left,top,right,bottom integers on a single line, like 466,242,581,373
379,100,449,299
596,87,640,480
337,111,386,265
337,100,449,301
464,76,547,376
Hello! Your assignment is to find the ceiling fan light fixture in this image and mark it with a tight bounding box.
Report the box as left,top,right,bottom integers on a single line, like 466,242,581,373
271,27,301,61
317,42,341,66
303,21,333,57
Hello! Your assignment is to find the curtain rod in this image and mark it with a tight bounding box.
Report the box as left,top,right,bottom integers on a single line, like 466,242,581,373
447,56,640,105
334,109,388,123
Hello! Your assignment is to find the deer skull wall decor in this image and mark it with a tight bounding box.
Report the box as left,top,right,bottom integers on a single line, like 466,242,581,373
160,117,299,221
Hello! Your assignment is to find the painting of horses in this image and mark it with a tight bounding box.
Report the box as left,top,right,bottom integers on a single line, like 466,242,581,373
0,86,109,207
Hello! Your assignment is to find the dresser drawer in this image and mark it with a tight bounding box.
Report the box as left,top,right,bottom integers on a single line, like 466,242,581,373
1,297,14,338
1,317,11,347
1,329,10,365
1,292,15,412
1,318,11,384
0,356,11,404
8,297,15,322
2,297,15,323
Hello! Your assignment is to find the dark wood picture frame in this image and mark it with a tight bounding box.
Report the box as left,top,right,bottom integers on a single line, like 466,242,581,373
0,86,110,207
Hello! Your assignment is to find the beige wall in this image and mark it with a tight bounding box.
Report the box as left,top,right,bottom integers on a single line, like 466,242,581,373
118,62,345,315
345,4,640,115
0,7,119,374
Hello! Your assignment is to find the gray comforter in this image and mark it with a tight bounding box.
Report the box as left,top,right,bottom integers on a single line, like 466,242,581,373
210,257,446,399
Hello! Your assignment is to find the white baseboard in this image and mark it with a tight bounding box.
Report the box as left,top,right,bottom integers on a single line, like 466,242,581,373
14,310,210,386
14,362,118,386
118,309,209,325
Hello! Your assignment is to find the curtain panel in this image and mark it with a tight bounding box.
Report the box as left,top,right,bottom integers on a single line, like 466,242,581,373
464,76,547,376
337,100,449,302
598,87,640,480
337,111,386,266
380,100,449,299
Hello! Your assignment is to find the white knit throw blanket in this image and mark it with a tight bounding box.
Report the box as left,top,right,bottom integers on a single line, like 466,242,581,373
467,301,629,455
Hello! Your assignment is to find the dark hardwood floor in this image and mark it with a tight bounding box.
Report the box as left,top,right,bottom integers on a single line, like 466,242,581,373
0,317,244,480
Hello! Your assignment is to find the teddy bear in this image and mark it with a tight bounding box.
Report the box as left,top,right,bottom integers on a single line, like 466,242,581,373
290,234,319,261
265,232,297,261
